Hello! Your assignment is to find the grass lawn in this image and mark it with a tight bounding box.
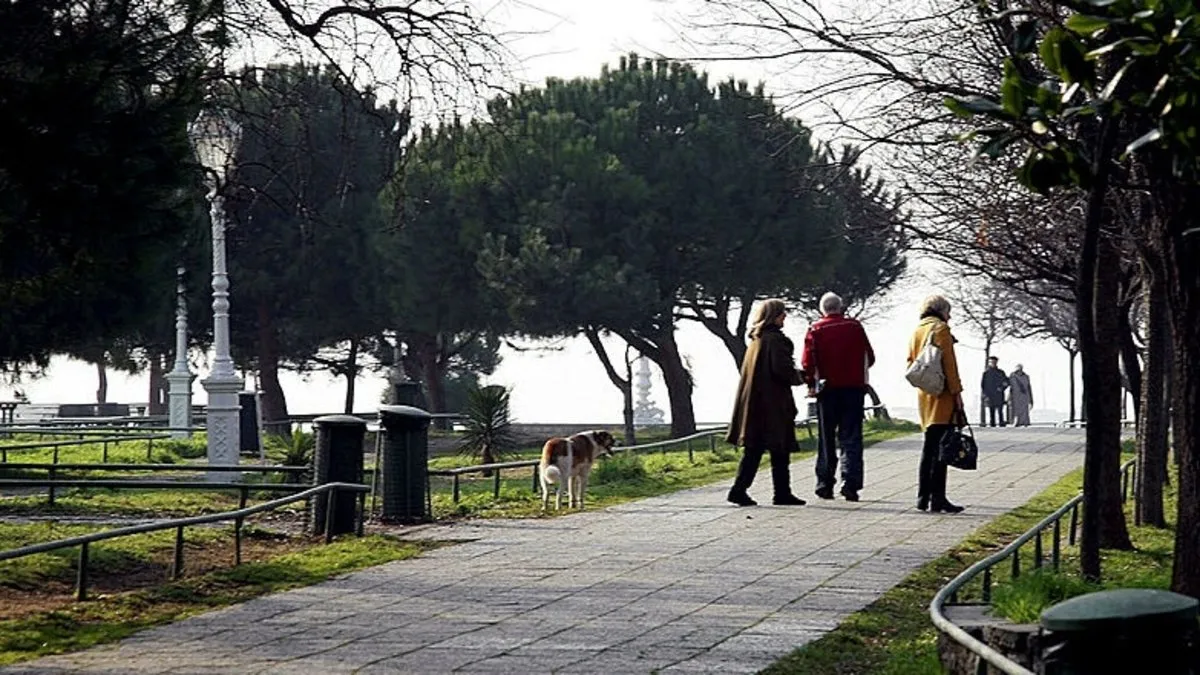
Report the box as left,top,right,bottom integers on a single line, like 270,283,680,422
0,532,433,666
427,418,919,520
0,435,208,466
990,456,1174,623
763,446,1140,675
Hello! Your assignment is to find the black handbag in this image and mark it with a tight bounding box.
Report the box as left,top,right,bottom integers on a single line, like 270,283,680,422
939,423,978,471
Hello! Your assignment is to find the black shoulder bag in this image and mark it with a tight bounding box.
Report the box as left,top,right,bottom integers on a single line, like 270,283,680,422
939,409,978,471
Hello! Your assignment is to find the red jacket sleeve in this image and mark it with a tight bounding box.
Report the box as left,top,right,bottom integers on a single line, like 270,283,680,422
800,328,817,384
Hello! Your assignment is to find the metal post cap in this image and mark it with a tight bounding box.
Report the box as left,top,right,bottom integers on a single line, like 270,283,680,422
1041,589,1199,632
378,405,431,419
312,415,367,426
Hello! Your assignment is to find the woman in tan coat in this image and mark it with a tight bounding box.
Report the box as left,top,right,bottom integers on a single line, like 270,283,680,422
726,299,806,507
907,294,965,513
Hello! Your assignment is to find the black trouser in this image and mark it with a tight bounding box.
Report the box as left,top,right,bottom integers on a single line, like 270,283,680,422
987,401,1006,427
918,424,951,502
732,446,792,498
815,387,866,493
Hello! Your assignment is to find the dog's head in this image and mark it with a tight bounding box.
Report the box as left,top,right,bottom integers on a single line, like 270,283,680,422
589,430,616,456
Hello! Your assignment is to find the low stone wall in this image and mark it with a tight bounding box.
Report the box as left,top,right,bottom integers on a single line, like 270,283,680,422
938,604,1043,674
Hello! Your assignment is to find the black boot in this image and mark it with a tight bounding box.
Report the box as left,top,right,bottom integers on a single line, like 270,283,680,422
931,498,964,513
728,490,757,507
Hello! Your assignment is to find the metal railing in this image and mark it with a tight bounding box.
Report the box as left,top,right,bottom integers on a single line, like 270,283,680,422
0,434,172,463
0,426,206,440
0,462,310,505
429,428,729,504
930,458,1137,675
0,481,369,601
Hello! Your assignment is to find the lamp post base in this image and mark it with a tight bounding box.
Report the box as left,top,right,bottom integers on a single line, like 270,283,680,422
165,371,195,440
202,374,243,482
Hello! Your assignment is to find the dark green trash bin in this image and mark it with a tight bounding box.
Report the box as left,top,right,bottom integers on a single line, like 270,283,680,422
1041,588,1199,674
311,415,366,536
378,405,431,523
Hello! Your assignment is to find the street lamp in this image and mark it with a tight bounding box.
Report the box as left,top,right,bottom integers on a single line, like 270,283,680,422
189,108,243,478
165,266,194,439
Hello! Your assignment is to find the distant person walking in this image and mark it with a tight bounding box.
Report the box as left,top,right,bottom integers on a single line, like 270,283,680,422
908,294,965,513
801,292,875,502
726,298,807,507
981,356,1010,427
1009,364,1033,427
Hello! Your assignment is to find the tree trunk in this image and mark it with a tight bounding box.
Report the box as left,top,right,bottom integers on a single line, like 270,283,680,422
343,340,359,414
657,331,696,438
1076,119,1129,583
147,351,167,416
1159,196,1200,599
257,302,290,437
1136,264,1169,528
421,348,448,416
1093,226,1135,552
623,346,636,446
617,324,697,438
582,328,635,445
1068,348,1077,424
95,359,108,404
1118,304,1142,426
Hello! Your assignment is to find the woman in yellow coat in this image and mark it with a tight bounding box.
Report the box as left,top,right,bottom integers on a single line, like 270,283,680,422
908,294,965,513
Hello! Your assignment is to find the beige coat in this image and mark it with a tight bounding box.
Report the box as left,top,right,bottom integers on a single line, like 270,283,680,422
908,316,963,429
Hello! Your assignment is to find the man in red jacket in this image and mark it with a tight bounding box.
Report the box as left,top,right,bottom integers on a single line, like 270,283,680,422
801,292,876,502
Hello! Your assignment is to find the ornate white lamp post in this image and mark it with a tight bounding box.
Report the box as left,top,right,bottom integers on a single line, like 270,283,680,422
189,109,243,478
165,266,194,438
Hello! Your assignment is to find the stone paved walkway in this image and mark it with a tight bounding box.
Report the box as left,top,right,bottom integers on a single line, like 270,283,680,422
7,428,1085,675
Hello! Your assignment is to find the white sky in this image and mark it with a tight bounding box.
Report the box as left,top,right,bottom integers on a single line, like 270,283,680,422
4,0,1118,424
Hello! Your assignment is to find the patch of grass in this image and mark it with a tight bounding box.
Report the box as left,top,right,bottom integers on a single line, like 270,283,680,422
0,535,433,666
0,436,208,466
763,465,1090,675
429,417,917,520
987,455,1175,623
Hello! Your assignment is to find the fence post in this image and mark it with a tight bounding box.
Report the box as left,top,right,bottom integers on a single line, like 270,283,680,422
76,541,90,601
493,469,501,499
48,465,56,506
531,465,539,493
1035,530,1044,569
982,567,992,603
1053,519,1062,570
1012,545,1021,579
1069,503,1079,545
234,515,243,566
171,526,184,580
102,439,109,463
356,491,366,537
324,486,337,544
453,475,461,503
687,438,694,464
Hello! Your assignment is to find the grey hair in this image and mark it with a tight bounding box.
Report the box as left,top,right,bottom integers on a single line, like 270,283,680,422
819,292,844,316
919,294,952,320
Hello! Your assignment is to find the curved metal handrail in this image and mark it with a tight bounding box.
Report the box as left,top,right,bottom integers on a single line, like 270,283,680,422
929,458,1136,674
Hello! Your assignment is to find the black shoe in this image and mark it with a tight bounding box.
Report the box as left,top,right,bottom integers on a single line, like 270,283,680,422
773,494,807,506
917,496,929,511
931,499,964,514
728,491,757,507
814,486,834,500
841,490,859,502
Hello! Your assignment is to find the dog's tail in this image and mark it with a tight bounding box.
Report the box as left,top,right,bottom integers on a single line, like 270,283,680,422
542,465,561,485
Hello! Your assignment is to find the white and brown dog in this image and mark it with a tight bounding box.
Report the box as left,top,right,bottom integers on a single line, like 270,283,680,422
539,430,616,510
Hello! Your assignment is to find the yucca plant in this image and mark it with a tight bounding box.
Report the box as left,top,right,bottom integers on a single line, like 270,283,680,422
457,385,518,476
266,429,315,483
